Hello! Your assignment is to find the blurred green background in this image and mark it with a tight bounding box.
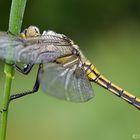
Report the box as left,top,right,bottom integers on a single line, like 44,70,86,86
0,0,140,140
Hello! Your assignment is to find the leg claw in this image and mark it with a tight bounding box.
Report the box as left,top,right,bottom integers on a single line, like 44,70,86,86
0,108,7,113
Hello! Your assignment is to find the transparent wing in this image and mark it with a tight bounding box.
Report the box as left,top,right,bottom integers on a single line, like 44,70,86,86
0,32,24,62
40,63,94,102
0,32,73,64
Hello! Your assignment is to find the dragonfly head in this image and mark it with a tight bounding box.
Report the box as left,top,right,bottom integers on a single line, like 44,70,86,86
20,26,41,38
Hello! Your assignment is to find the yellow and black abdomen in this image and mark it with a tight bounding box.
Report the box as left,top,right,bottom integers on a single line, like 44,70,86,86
83,61,140,110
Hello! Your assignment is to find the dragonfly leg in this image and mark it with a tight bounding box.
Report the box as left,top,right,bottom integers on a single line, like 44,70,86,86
9,64,42,102
9,81,39,102
0,78,39,113
7,30,16,36
15,63,34,75
0,107,7,113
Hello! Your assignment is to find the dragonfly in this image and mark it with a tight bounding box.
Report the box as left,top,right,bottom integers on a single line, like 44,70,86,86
0,26,140,110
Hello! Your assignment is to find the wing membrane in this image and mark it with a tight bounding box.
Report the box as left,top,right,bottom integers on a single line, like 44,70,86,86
0,32,73,64
0,32,24,62
40,62,94,102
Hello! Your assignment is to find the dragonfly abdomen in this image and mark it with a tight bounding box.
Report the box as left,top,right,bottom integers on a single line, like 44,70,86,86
83,61,140,110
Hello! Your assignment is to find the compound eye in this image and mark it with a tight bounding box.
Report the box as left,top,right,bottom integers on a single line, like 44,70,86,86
23,29,27,35
34,26,40,34
21,26,40,38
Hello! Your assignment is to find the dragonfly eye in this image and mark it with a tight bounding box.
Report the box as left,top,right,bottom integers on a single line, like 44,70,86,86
21,26,41,38
34,27,40,34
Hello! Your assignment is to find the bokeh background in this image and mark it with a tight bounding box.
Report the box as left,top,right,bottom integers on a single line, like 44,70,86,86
0,0,140,140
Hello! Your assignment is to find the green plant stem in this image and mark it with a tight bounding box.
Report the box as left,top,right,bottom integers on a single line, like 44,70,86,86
0,65,14,140
0,0,27,140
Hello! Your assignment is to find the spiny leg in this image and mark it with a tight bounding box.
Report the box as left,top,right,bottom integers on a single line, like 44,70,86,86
9,64,43,102
15,63,34,75
0,64,39,113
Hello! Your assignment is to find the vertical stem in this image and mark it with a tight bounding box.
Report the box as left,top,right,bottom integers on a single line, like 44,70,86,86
0,65,14,140
9,0,27,34
0,0,27,140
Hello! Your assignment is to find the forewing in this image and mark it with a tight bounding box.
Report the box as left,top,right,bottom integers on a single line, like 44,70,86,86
0,32,73,64
40,63,94,102
0,32,24,62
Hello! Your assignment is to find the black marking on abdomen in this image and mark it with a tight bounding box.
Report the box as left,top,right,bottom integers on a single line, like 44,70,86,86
97,77,124,97
106,82,112,89
94,74,101,81
118,90,124,97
